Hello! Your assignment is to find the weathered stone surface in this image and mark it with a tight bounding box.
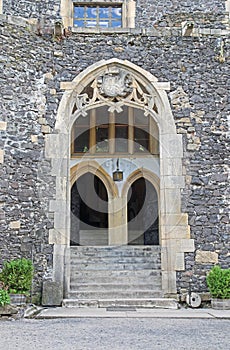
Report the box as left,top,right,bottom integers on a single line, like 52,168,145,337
0,0,229,302
9,220,21,229
0,305,18,316
0,121,7,130
42,281,63,306
195,250,219,264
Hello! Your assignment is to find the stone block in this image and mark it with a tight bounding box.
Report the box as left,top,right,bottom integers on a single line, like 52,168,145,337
55,176,67,200
175,252,185,271
31,135,38,143
195,250,218,264
160,134,183,157
161,225,190,239
160,188,182,214
42,281,63,306
60,81,77,90
180,239,195,253
50,89,57,95
153,82,170,91
0,149,4,163
49,199,67,213
161,238,195,253
187,143,200,151
51,158,68,177
45,134,69,159
162,175,185,189
161,213,188,226
41,125,51,134
161,271,177,294
49,228,67,245
160,158,183,176
0,121,7,130
9,220,21,229
0,305,18,316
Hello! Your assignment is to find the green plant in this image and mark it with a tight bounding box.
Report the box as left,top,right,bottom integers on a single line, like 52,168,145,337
0,258,34,295
206,266,230,299
0,289,10,306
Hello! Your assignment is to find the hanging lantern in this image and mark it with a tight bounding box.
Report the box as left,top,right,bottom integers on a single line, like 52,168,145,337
113,159,123,182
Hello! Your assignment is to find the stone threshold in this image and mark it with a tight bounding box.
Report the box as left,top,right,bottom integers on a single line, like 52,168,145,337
35,307,230,319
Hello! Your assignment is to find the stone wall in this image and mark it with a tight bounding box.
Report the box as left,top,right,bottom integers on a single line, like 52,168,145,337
136,0,226,28
3,0,60,20
2,0,227,27
0,8,229,298
0,20,56,300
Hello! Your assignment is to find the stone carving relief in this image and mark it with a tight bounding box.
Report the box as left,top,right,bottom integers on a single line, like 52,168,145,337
98,70,133,98
74,69,158,116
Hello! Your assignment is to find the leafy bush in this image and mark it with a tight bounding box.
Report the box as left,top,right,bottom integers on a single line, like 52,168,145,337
206,266,230,299
0,258,34,295
0,289,10,306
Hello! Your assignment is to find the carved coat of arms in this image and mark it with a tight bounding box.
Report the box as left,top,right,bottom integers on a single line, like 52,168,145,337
97,69,133,98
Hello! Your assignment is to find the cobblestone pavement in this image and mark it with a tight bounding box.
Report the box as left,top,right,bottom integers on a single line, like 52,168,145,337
0,318,229,350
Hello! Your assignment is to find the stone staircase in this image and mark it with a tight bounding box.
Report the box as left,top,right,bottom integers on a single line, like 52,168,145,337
63,246,178,309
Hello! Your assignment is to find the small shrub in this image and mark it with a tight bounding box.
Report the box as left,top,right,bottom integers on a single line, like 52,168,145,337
0,258,34,295
0,289,10,306
206,266,230,299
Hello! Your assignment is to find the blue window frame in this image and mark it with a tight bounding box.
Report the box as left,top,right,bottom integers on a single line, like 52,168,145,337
74,5,122,28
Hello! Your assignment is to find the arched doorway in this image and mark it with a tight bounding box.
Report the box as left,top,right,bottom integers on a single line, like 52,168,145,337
47,58,193,301
128,177,159,245
71,173,108,246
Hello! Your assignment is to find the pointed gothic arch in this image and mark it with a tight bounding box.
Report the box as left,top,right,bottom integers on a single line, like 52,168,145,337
45,58,194,298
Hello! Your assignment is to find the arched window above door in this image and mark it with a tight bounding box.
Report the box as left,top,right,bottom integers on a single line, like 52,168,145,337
71,105,159,156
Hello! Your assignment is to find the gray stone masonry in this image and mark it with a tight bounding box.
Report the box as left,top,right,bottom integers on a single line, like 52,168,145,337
0,2,229,300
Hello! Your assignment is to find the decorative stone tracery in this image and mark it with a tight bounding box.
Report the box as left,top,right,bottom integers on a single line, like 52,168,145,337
74,68,158,115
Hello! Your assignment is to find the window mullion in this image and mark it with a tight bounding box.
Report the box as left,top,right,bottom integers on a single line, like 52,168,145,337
149,117,158,154
128,107,134,154
71,124,75,154
90,109,96,154
109,112,115,154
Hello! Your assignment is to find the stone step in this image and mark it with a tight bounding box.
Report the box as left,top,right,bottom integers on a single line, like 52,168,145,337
70,272,161,285
62,298,179,309
68,290,163,299
70,269,161,279
70,275,162,286
70,246,161,258
70,256,161,265
69,283,162,291
70,262,161,270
